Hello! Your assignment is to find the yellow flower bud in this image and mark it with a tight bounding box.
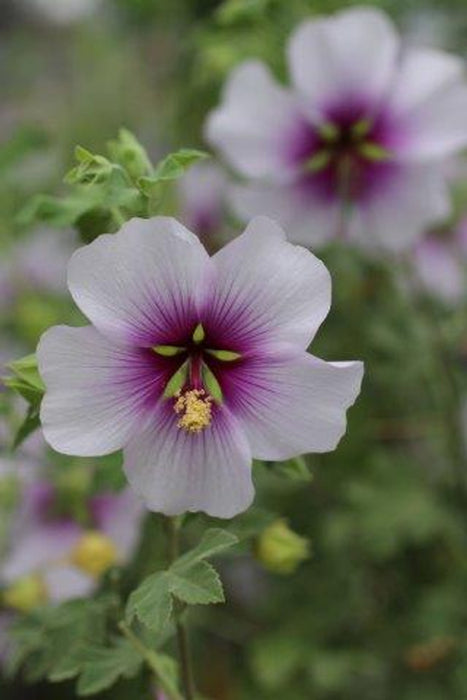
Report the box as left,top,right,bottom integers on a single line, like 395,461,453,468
256,520,310,575
71,531,118,577
3,574,48,612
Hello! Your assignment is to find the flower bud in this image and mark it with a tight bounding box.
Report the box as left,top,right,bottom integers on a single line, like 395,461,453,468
3,574,48,612
256,520,310,575
71,531,118,577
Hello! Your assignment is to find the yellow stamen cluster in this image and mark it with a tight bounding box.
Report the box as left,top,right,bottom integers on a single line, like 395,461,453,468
174,389,213,433
71,531,118,577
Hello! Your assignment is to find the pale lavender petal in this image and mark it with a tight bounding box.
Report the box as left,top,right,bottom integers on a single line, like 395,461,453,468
38,325,166,456
414,237,464,303
221,351,363,460
45,566,94,603
394,83,467,161
230,182,340,247
178,162,227,237
205,61,300,180
205,216,331,351
90,489,144,563
349,165,451,251
1,521,81,584
67,217,209,347
288,8,399,111
123,403,253,518
388,47,464,118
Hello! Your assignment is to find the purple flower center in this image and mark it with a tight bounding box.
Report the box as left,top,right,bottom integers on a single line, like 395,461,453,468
152,322,242,432
286,98,401,204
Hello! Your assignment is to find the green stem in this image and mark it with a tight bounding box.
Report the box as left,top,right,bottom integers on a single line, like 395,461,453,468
118,621,183,700
165,516,196,700
400,257,467,501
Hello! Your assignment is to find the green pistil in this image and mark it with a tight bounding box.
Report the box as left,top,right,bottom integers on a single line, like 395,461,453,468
318,122,340,142
205,349,242,362
202,363,223,403
351,118,373,139
192,323,205,344
357,142,392,162
152,345,186,357
303,150,332,174
163,361,189,398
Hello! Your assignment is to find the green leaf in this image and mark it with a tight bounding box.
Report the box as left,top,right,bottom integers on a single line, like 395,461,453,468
76,639,142,696
168,561,224,605
172,528,238,572
7,354,44,393
137,148,208,198
126,572,173,632
107,128,153,181
17,191,99,228
11,404,41,450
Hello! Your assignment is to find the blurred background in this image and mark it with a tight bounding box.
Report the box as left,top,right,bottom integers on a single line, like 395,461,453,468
1,1,467,698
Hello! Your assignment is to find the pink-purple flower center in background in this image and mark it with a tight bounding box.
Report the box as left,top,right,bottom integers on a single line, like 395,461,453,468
285,97,406,205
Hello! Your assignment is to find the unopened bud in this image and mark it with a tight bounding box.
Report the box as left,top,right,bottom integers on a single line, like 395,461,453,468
256,520,310,575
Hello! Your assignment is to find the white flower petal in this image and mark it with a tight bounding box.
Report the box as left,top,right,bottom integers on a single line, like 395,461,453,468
67,216,209,346
288,8,399,109
123,404,253,519
222,351,363,461
206,216,331,351
205,61,299,179
38,325,164,456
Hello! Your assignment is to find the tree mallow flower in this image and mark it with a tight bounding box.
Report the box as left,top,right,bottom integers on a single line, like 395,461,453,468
1,485,143,608
206,7,467,250
37,216,363,518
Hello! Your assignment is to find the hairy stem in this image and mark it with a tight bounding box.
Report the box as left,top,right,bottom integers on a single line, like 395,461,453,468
165,516,196,700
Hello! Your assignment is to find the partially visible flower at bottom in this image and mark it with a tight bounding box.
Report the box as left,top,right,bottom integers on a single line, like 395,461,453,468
413,218,467,304
1,485,143,610
37,215,364,518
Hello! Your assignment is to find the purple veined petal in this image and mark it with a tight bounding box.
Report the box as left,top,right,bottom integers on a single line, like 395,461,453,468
38,325,169,456
413,236,464,304
393,82,467,162
230,182,341,247
288,8,399,112
67,217,210,347
1,521,82,585
178,162,227,239
205,61,301,181
123,402,254,519
204,216,331,352
44,566,95,603
90,489,144,563
348,164,451,251
388,47,465,118
220,350,363,461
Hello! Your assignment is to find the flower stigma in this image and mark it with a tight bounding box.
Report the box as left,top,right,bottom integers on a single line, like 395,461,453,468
174,389,213,433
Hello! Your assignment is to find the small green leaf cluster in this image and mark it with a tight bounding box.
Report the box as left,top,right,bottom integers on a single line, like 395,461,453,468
17,130,208,243
2,354,44,448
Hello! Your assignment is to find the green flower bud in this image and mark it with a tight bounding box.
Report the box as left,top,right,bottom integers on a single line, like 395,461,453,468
256,520,310,575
